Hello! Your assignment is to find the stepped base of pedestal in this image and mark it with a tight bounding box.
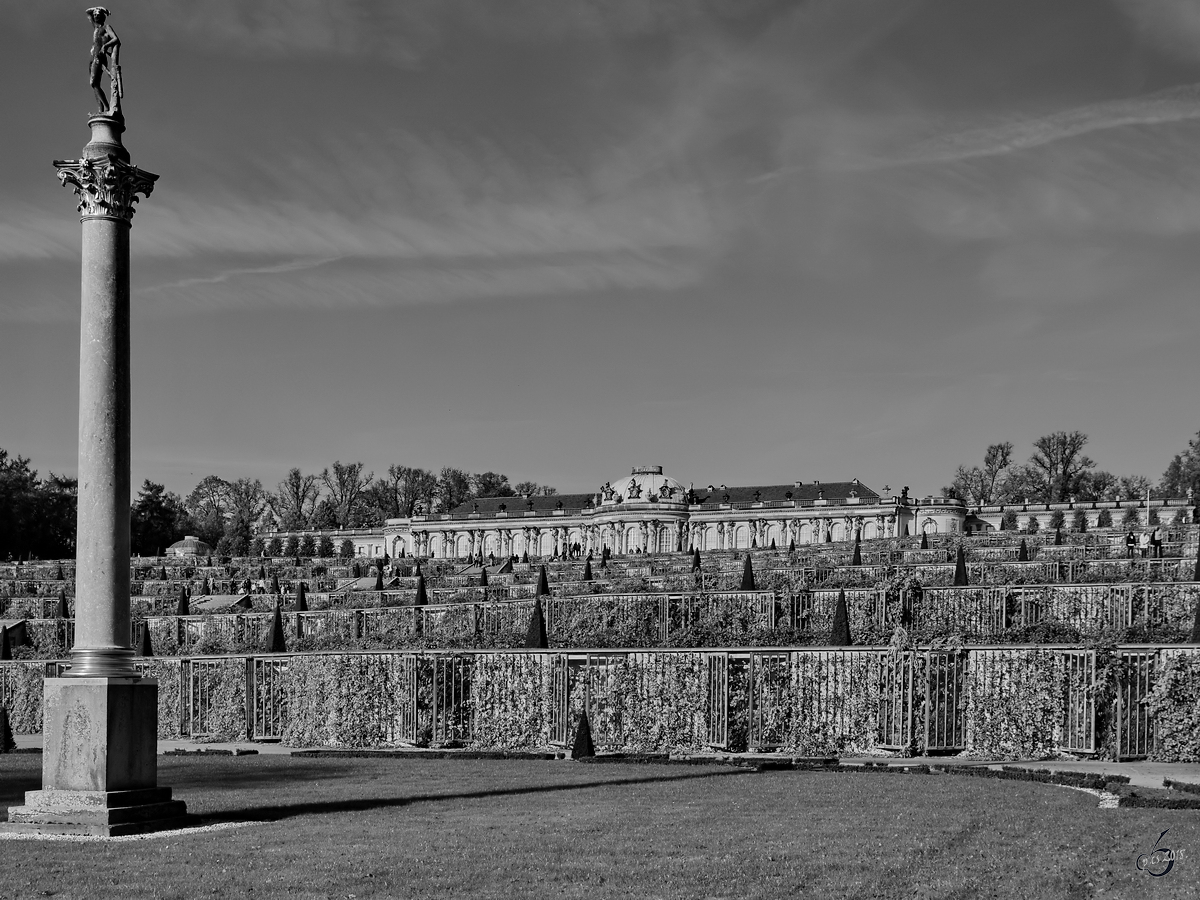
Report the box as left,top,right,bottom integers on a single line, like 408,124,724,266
1,787,188,837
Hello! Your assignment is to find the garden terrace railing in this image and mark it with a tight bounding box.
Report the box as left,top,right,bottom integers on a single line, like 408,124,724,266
5,644,1200,759
13,580,1200,658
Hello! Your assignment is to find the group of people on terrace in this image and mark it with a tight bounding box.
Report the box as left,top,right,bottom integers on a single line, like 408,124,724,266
1126,527,1166,558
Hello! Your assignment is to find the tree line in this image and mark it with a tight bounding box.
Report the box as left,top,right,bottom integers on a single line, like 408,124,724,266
0,454,556,561
945,430,1200,506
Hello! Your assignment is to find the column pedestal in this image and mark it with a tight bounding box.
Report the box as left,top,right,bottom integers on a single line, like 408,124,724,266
1,678,187,836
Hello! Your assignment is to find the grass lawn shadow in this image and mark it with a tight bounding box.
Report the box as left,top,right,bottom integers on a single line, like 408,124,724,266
194,766,750,824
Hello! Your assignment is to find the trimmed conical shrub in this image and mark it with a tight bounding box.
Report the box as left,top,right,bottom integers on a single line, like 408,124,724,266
137,623,154,658
259,565,267,580
159,566,167,581
789,538,796,553
0,627,10,661
739,555,755,591
55,565,64,581
414,574,428,606
414,561,423,578
265,605,286,653
176,585,189,617
571,710,596,759
920,531,928,550
1054,527,1063,546
295,582,308,612
0,706,15,753
352,562,361,578
55,589,69,619
582,559,592,581
1193,539,1200,583
851,535,862,567
692,548,701,571
953,545,968,586
901,524,909,537
769,539,776,550
1018,539,1029,562
374,567,385,591
525,597,549,649
479,567,488,587
202,576,212,595
270,574,281,595
830,590,852,646
521,551,529,564
536,565,550,597
497,557,513,574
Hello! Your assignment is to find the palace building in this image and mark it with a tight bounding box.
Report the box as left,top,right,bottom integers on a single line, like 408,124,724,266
376,466,966,560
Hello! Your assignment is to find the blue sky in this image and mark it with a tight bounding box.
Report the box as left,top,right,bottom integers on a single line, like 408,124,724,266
4,0,1200,498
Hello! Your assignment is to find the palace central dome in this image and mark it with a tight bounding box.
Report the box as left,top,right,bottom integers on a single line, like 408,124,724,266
599,466,688,506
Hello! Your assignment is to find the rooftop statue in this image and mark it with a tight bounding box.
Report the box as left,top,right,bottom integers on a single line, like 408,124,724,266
87,7,122,116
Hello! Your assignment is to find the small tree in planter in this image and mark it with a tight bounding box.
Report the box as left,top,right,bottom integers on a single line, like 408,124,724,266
299,534,316,557
1096,508,1113,528
1148,506,1160,526
339,539,355,558
249,536,265,556
317,535,335,557
1072,509,1087,533
1026,517,1040,534
1001,509,1018,531
1121,507,1140,529
284,535,300,557
267,537,283,556
1048,509,1066,530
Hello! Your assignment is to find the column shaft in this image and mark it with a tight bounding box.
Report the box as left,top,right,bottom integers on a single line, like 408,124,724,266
74,216,133,670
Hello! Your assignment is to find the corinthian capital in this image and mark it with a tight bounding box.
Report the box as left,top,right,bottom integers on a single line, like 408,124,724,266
54,154,158,222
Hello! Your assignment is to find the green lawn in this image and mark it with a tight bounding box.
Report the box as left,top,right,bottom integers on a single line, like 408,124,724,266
0,755,1196,899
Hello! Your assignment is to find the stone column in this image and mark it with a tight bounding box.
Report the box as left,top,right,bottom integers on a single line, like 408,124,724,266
3,115,186,836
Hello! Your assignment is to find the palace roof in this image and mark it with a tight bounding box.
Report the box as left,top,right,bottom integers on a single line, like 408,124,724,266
690,480,879,506
448,494,596,517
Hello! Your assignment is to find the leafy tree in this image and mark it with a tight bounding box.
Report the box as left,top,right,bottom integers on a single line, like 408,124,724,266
130,481,191,556
1025,516,1040,534
249,536,265,556
1121,506,1140,528
320,461,374,528
1001,509,1018,530
317,535,335,557
270,468,319,531
34,474,77,560
284,535,300,557
266,537,283,556
185,475,231,549
0,450,78,560
299,534,316,556
1160,430,1200,498
436,467,473,512
311,499,338,531
1071,509,1087,532
222,478,266,557
473,472,516,498
339,538,355,558
1048,509,1065,530
1025,431,1095,503
514,481,540,497
1096,508,1113,528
